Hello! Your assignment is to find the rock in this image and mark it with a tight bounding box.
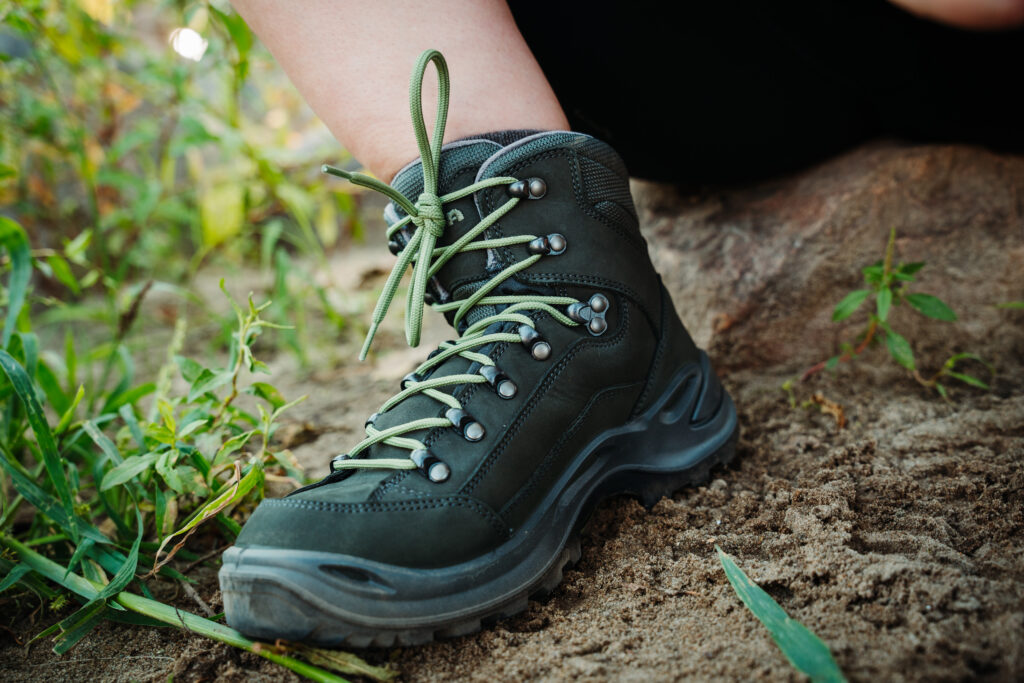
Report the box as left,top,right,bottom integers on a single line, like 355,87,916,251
634,143,1024,371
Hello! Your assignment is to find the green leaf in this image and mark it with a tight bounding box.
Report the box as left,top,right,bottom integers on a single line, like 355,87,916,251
153,461,264,569
104,381,155,413
947,372,989,390
876,287,892,322
944,352,995,374
175,355,205,383
0,162,17,182
825,356,840,371
0,564,32,592
84,420,123,466
717,547,845,683
53,509,143,653
63,230,93,266
100,452,159,491
188,368,233,402
905,293,956,321
935,383,948,400
0,216,32,348
996,301,1024,310
248,382,286,410
832,290,870,322
156,452,186,494
55,385,86,435
861,262,884,285
898,262,926,276
884,328,915,371
119,404,146,449
210,6,253,59
53,600,108,654
46,254,81,295
65,537,96,578
0,350,76,533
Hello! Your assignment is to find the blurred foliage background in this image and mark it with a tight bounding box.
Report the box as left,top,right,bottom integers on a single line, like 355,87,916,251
1,0,360,361
0,3,386,670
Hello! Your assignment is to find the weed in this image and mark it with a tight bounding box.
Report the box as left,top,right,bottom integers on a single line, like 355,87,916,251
0,217,389,681
803,229,993,398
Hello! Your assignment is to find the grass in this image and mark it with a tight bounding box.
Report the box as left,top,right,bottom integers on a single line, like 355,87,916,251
0,217,391,681
717,546,846,683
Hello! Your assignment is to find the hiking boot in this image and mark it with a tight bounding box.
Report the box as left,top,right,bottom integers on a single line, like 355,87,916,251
219,50,738,647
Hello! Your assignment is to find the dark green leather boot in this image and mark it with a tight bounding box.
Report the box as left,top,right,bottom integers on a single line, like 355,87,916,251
219,50,738,647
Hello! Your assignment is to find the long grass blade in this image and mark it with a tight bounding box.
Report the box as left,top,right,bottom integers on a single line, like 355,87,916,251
0,350,76,537
0,216,31,348
717,546,845,683
2,536,352,682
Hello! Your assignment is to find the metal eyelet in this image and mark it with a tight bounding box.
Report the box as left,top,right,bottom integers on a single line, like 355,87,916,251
507,177,547,199
446,408,485,442
527,233,567,256
410,448,450,483
480,365,517,399
519,325,551,361
364,412,379,428
401,372,420,389
567,293,611,336
330,453,351,472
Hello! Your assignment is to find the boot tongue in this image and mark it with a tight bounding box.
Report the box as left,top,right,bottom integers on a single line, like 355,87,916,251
386,139,501,303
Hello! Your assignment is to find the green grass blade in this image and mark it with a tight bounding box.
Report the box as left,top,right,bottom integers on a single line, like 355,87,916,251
0,456,108,545
53,600,108,654
100,452,159,491
0,350,76,537
65,538,96,578
0,563,33,592
118,403,146,449
84,420,124,466
153,460,263,569
55,385,86,435
0,216,31,348
2,536,352,682
946,372,989,390
717,546,845,683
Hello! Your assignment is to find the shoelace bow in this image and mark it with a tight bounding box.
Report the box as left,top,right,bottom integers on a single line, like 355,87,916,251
322,50,580,474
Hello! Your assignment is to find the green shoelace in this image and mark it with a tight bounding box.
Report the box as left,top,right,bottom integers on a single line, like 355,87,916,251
322,50,580,475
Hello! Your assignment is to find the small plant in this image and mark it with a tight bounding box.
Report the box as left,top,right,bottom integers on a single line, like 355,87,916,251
0,219,391,681
803,229,993,398
717,546,845,683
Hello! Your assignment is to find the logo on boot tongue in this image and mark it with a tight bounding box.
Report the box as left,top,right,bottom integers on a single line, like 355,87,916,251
446,209,464,227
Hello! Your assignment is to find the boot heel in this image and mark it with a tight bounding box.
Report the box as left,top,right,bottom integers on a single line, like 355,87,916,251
598,351,739,507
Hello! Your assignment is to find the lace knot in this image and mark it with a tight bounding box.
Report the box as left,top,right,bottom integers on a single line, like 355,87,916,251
413,193,446,237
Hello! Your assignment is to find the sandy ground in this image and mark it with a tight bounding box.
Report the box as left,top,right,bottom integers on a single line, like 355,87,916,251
2,143,1022,681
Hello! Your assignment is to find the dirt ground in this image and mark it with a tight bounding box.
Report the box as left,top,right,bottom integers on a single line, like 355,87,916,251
2,142,1022,681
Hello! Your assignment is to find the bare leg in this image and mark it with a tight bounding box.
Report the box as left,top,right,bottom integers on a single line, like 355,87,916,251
231,0,569,181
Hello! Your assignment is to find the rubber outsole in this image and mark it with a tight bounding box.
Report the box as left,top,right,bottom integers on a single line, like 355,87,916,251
219,352,738,647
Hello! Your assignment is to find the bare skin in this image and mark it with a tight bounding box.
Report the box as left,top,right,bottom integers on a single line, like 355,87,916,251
230,0,569,181
889,0,1024,29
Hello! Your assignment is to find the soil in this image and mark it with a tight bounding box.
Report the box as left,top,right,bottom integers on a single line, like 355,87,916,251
2,142,1023,681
